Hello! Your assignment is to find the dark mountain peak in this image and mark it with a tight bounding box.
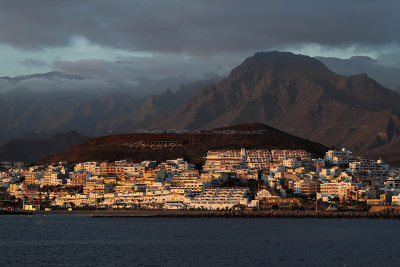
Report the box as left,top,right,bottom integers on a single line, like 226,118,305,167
5,71,90,83
345,72,370,82
145,95,154,106
229,51,334,81
162,88,173,95
354,72,368,77
350,56,375,62
145,88,175,108
43,71,89,80
344,72,392,90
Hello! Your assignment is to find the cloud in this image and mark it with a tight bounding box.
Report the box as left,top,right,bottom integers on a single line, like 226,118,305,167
0,73,122,94
0,0,398,55
0,53,226,96
1,0,399,95
376,51,400,69
52,54,228,91
22,59,49,68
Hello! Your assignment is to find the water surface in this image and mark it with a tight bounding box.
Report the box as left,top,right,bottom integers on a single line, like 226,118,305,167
0,215,398,266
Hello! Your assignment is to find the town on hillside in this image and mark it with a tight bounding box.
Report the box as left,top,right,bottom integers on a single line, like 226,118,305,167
0,148,398,212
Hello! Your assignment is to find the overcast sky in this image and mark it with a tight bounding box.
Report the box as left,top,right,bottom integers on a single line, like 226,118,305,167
1,0,400,92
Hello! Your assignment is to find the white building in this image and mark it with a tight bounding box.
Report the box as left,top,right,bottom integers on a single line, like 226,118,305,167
319,182,357,201
189,187,249,210
391,194,400,206
282,158,302,168
325,148,354,165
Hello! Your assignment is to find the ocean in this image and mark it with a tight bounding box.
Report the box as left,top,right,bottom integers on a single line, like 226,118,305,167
0,215,399,266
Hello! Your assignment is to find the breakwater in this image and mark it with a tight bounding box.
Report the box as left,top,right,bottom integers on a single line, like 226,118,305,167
0,210,33,215
86,209,400,219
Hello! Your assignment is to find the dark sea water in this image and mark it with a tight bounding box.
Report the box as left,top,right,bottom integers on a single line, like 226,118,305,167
0,215,399,266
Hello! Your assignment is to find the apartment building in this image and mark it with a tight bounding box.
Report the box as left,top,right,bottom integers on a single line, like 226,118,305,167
325,148,354,165
294,180,319,196
246,150,272,170
348,159,389,178
319,182,357,201
271,150,310,162
171,170,203,194
71,171,90,186
203,149,245,172
100,162,116,175
189,187,249,210
40,172,64,186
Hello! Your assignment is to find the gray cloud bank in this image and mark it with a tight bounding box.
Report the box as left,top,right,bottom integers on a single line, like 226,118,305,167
1,0,400,95
0,71,123,94
0,0,399,54
0,60,222,96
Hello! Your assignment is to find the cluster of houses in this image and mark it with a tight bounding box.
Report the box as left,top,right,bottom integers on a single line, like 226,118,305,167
1,147,400,211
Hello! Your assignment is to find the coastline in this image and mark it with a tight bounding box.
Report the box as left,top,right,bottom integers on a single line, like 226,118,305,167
24,209,400,219
0,210,33,215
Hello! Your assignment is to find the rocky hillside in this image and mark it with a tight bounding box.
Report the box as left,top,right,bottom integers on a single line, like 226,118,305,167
38,122,328,165
0,73,213,143
133,51,400,164
0,131,89,163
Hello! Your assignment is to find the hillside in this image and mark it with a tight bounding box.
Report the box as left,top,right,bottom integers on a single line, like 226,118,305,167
0,73,214,143
0,131,89,163
38,122,328,165
131,51,400,163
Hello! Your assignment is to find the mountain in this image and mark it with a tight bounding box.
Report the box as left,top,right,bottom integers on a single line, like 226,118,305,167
0,89,144,142
0,131,89,163
131,51,400,165
0,71,89,83
4,53,400,165
315,56,400,92
0,72,214,143
127,79,217,124
38,122,328,165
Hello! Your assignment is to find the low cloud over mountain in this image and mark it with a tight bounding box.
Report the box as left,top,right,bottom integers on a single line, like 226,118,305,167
0,72,215,144
1,1,400,89
0,71,120,94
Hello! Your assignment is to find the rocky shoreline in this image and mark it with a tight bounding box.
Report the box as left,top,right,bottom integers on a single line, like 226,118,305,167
0,210,33,215
3,208,400,219
84,209,400,219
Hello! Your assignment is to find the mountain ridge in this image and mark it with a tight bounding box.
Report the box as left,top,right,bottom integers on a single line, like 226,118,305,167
0,75,215,143
316,56,400,92
129,51,400,165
